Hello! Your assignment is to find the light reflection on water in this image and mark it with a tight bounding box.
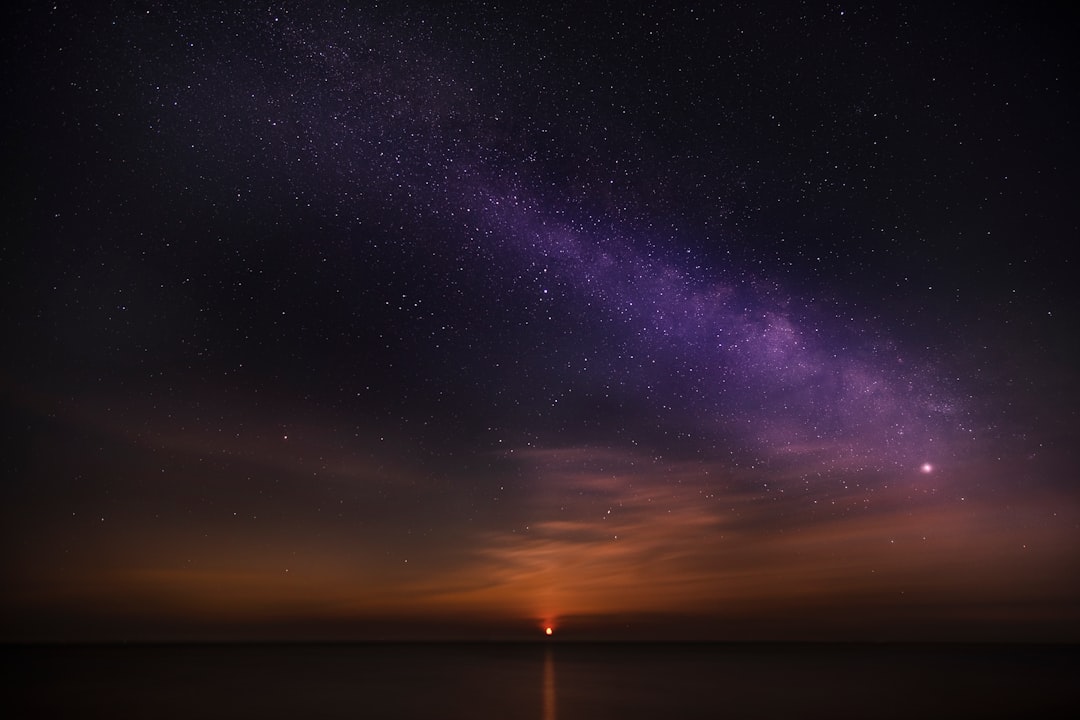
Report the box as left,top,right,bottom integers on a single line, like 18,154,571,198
543,646,556,720
5,643,1076,719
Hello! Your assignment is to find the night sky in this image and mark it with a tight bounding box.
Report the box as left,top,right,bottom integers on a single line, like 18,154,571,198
3,1,1078,643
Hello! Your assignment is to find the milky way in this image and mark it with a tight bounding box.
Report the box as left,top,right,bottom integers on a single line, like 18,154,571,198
133,3,963,472
3,2,1077,641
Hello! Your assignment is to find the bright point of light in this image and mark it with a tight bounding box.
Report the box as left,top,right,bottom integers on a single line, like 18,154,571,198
545,627,553,635
920,463,933,474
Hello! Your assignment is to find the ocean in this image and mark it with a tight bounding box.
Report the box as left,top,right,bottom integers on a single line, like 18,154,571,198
4,642,1076,718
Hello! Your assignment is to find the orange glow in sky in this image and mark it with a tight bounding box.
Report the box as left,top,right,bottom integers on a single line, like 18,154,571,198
3,416,1079,643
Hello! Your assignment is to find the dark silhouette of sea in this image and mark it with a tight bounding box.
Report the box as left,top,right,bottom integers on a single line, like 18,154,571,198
4,642,1076,718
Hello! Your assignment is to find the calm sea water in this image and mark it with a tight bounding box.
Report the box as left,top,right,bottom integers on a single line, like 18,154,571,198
4,642,1076,719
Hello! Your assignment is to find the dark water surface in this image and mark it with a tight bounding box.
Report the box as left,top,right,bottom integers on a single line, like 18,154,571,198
4,642,1076,719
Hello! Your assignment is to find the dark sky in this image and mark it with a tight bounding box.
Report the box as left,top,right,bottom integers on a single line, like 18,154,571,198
3,1,1078,642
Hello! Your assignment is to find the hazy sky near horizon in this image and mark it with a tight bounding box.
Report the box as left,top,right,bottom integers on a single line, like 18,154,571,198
3,1,1078,642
